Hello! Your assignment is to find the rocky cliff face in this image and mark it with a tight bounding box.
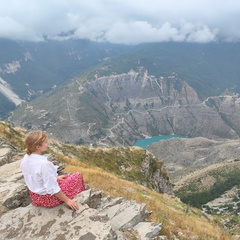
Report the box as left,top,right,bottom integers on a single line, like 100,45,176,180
0,139,164,240
9,70,240,146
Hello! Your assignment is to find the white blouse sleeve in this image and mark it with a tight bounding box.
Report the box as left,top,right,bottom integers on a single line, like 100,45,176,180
40,160,61,195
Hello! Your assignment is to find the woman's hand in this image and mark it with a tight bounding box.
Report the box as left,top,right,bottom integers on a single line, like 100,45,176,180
57,174,69,181
54,190,79,211
66,199,79,211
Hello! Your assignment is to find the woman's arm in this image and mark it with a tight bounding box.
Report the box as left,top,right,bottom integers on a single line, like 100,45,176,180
54,190,79,211
41,161,78,210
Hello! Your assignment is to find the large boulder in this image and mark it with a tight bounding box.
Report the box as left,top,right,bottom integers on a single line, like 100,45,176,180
0,137,20,166
0,160,30,215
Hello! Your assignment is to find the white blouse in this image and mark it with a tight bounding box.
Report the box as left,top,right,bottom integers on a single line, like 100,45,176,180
20,154,60,195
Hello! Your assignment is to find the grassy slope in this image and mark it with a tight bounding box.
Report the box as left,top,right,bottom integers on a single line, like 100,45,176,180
174,162,240,207
174,162,240,236
0,121,234,240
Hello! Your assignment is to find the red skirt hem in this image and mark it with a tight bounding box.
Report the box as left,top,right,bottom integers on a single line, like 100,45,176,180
29,172,85,208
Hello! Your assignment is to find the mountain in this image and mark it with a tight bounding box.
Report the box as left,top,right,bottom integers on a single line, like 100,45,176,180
94,42,240,99
4,41,240,145
0,121,234,239
146,137,240,235
0,39,131,117
147,137,240,182
8,69,240,146
2,41,240,145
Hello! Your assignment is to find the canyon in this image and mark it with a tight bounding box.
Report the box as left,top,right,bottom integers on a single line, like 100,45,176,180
9,70,240,147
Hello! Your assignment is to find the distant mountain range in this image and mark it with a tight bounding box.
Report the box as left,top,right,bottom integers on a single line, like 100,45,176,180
0,39,130,118
2,39,240,145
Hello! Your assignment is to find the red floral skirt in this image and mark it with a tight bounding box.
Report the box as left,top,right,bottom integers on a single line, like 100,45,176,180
29,172,85,208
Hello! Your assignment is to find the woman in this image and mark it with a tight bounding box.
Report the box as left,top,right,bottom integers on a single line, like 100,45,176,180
20,131,85,210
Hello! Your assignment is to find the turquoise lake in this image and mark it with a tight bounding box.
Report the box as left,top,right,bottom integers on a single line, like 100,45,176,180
134,135,188,148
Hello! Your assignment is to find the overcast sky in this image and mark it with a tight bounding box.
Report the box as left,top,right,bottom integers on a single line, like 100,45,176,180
1,0,240,44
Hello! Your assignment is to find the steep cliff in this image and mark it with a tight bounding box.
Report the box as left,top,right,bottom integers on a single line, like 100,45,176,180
9,70,240,146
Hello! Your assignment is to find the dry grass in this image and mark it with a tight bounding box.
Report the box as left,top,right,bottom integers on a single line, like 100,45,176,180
0,122,25,148
63,157,233,240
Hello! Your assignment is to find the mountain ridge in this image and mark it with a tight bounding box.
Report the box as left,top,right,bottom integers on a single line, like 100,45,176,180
147,137,240,182
9,69,240,146
2,40,240,119
2,41,240,145
146,137,240,235
0,39,131,117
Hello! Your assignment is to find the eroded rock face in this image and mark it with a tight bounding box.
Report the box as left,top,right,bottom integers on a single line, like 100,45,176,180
141,152,173,195
9,71,240,146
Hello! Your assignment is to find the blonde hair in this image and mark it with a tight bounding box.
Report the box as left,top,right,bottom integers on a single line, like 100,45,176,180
25,131,48,155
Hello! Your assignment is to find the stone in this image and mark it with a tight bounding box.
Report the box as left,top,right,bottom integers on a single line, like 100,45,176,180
0,199,115,240
0,161,31,214
0,137,19,166
105,200,148,231
133,222,162,239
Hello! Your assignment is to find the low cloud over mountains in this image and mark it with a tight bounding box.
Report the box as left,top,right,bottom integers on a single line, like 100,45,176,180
1,0,240,44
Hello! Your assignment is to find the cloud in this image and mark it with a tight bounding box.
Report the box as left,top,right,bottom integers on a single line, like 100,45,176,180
0,0,240,44
0,16,42,41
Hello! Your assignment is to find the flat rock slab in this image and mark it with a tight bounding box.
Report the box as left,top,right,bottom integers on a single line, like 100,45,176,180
0,197,115,240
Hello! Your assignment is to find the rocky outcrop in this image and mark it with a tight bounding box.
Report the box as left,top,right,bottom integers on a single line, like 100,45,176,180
0,137,19,166
0,145,164,239
141,152,173,195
